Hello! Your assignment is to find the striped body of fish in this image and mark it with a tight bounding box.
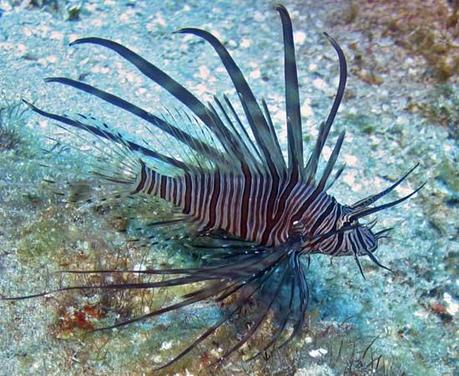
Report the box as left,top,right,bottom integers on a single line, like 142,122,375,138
134,166,371,254
9,4,423,369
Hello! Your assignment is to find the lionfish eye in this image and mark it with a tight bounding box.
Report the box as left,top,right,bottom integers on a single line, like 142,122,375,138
338,214,355,229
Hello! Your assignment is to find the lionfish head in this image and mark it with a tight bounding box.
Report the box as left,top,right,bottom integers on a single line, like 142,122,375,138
333,206,378,254
302,164,425,274
304,204,378,260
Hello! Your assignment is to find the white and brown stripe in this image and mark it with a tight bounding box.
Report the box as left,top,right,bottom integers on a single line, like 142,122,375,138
133,164,347,249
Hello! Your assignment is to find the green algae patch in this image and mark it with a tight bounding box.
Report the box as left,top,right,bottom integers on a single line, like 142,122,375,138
10,0,84,21
345,113,376,135
0,101,29,153
16,206,77,264
437,158,459,194
7,192,227,374
407,84,459,139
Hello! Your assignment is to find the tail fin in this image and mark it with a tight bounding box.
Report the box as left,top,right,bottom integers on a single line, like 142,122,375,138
23,100,158,207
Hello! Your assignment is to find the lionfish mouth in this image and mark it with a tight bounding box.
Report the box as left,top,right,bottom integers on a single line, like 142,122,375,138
3,3,424,371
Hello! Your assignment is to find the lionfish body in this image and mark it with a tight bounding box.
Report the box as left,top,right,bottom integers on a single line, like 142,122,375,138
135,166,369,255
12,4,423,369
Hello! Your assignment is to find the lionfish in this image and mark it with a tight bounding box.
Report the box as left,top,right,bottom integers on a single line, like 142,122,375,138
6,4,422,370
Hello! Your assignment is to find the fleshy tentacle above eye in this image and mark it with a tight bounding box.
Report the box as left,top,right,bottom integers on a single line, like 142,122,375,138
351,163,420,209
